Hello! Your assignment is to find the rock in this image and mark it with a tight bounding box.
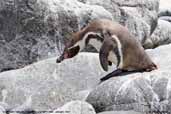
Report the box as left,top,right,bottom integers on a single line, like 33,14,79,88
52,100,96,114
98,111,143,114
144,20,171,48
0,73,76,112
0,104,6,114
0,0,112,72
54,53,114,91
85,0,159,43
75,90,91,101
10,96,35,114
86,44,171,113
0,61,76,111
0,52,114,112
0,102,9,111
159,16,171,22
145,0,171,49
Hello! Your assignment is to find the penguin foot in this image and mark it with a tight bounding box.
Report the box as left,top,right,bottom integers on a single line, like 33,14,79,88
100,69,124,82
100,69,147,83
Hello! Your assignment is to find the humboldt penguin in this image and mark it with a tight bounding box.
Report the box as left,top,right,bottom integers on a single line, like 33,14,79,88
56,19,157,82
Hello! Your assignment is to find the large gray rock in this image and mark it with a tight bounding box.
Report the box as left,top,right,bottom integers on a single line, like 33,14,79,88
0,0,112,72
144,0,171,49
0,103,6,114
86,44,171,113
85,0,159,43
0,52,114,112
159,16,171,22
98,111,143,114
52,100,96,114
144,20,171,48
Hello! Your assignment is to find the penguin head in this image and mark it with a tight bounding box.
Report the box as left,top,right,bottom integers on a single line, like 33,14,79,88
56,33,82,63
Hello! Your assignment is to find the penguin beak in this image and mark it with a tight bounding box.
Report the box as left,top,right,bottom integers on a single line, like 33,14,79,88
56,46,80,63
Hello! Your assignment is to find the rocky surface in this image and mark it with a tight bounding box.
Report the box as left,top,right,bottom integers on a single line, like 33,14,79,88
52,100,96,114
144,19,171,48
0,0,112,72
98,111,143,114
145,0,171,49
0,52,114,113
159,16,171,22
86,44,171,113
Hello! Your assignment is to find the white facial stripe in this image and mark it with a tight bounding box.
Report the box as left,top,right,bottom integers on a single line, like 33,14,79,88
71,32,101,51
111,35,123,68
73,39,84,51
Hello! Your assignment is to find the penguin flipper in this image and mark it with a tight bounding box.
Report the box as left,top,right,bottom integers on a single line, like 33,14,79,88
99,38,116,71
99,46,109,71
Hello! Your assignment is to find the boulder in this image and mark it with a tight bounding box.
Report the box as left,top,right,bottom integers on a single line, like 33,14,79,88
159,16,171,22
52,100,96,114
86,44,171,113
0,104,6,114
0,52,114,112
144,20,171,48
98,111,143,114
0,0,112,72
144,0,171,49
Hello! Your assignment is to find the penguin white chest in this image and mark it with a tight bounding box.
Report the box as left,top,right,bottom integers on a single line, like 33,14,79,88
89,38,102,51
108,51,118,65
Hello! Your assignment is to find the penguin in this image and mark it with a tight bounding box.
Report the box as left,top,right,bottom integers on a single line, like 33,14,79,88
56,19,157,82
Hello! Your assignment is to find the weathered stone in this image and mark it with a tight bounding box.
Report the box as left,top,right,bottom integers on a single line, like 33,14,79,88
0,52,115,112
144,20,171,48
0,0,112,72
52,101,96,114
98,111,143,114
159,16,171,22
